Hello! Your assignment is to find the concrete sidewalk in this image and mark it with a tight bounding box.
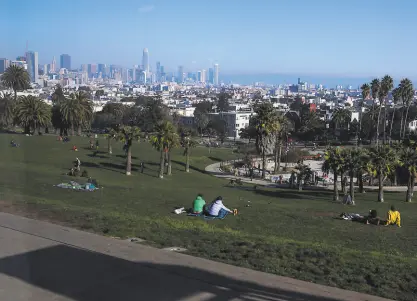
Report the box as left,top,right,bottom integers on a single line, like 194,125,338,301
0,212,392,301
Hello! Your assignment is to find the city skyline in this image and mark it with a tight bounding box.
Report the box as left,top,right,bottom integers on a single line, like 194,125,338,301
3,0,417,78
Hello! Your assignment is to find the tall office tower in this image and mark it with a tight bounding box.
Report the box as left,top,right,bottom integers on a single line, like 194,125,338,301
43,64,49,75
160,66,165,81
197,71,202,82
142,48,149,74
213,63,219,85
98,63,106,77
88,64,97,77
208,68,214,84
0,58,10,73
26,51,39,83
156,61,161,81
201,69,207,83
51,56,56,72
177,66,184,83
60,54,71,70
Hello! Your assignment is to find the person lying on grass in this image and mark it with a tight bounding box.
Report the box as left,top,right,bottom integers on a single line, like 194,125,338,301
386,205,401,227
192,194,206,214
206,196,237,218
365,209,380,225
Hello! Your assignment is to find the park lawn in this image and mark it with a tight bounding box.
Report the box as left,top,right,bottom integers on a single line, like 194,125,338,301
0,133,416,301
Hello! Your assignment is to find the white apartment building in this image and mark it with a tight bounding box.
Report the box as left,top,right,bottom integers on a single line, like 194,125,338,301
208,111,253,139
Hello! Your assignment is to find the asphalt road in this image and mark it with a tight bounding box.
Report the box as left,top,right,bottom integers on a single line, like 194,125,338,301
0,212,392,301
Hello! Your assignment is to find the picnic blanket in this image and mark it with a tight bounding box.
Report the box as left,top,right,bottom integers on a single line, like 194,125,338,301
340,213,363,221
55,181,98,191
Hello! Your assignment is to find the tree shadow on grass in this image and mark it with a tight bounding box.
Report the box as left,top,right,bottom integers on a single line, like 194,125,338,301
0,244,347,301
254,188,333,201
81,162,100,168
86,153,108,159
115,154,138,160
172,160,206,174
207,156,222,162
100,162,138,172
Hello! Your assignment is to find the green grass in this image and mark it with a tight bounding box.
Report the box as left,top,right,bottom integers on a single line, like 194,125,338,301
1,133,417,300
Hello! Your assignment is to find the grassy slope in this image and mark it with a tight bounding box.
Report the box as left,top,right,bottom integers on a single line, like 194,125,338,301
0,134,416,300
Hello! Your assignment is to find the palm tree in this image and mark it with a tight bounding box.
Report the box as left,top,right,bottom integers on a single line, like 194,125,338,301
0,93,15,127
389,87,401,143
400,147,417,202
253,103,280,179
150,121,179,179
331,108,351,137
274,115,289,173
115,126,141,175
378,75,393,145
105,128,117,154
323,147,344,202
60,92,93,135
14,96,51,134
342,148,368,203
359,83,370,146
0,66,31,101
370,78,380,143
399,78,414,139
368,146,397,202
181,129,197,173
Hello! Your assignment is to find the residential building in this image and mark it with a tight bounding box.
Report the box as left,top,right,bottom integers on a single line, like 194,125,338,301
208,111,252,139
60,54,71,70
0,58,10,73
26,51,39,83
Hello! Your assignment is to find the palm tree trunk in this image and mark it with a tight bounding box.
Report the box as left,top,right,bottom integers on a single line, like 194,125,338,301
358,105,363,146
261,150,266,179
376,105,382,146
349,171,354,203
399,109,404,140
77,125,82,136
333,169,339,202
108,139,112,154
159,149,165,179
378,171,384,202
71,124,75,136
383,103,387,144
167,151,172,175
185,147,190,172
359,171,364,193
403,105,411,139
274,140,282,173
298,177,303,191
13,89,17,102
389,107,396,144
126,145,132,175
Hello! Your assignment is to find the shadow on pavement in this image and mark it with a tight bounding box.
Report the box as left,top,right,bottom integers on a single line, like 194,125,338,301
0,244,343,301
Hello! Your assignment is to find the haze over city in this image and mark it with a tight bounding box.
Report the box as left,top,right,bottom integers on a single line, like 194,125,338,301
3,0,417,85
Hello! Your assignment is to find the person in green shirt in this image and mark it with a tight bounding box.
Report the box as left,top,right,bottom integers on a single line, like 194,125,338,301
192,194,206,214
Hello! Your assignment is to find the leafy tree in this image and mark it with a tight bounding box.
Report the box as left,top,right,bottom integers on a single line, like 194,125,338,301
253,103,280,179
95,89,105,98
194,101,213,115
0,66,31,101
115,126,141,175
51,84,65,104
295,163,312,191
216,91,230,112
239,125,257,143
140,99,171,132
150,121,179,178
400,147,417,202
368,146,397,202
323,147,344,202
194,112,209,136
342,148,367,203
0,93,15,127
14,96,51,134
331,108,351,138
378,75,393,145
51,105,69,136
359,83,370,145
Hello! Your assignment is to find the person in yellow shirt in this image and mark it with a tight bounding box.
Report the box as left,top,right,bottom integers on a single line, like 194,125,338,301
385,205,401,227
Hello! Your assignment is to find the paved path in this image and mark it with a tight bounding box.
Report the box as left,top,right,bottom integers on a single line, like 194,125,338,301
0,212,392,301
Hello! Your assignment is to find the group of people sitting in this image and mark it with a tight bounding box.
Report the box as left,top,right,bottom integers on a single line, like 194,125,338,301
191,194,238,219
10,140,19,147
341,205,401,227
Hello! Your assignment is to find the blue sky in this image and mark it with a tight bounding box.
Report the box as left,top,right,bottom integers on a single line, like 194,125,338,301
2,0,417,78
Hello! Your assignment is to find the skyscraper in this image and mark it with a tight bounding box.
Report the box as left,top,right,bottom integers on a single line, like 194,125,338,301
26,51,39,83
98,63,106,77
201,69,207,83
197,71,202,82
0,58,10,73
51,56,56,72
208,68,214,84
60,54,71,70
214,63,219,85
156,61,161,81
177,66,184,83
142,48,149,74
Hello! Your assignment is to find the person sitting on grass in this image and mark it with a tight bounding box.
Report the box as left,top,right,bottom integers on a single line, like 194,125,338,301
206,196,237,219
72,145,78,152
386,205,401,227
191,194,206,214
366,209,380,225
